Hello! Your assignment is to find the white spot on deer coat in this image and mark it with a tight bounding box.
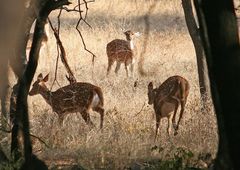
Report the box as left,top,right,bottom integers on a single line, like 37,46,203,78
132,58,136,64
130,40,134,50
91,93,100,107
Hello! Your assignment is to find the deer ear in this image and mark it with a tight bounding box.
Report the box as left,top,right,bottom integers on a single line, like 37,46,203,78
37,73,43,81
148,82,153,90
134,32,141,37
123,30,130,35
43,74,49,82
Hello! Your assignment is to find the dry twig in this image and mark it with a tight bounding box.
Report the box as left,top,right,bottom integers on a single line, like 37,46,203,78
0,126,49,148
75,0,96,65
48,0,96,88
135,102,146,116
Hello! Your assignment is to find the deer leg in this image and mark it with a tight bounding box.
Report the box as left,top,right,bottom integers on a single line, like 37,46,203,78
93,107,104,129
174,101,186,136
124,63,129,77
172,100,179,131
58,114,65,126
114,62,121,75
167,114,173,137
154,114,161,141
81,110,95,128
130,63,134,77
107,59,114,75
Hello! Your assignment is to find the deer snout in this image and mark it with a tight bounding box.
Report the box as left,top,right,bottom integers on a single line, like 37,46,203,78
147,96,154,105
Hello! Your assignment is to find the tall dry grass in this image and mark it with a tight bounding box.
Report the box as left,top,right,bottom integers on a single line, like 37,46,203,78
2,0,218,169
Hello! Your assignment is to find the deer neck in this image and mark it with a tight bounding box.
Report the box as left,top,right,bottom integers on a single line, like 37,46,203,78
152,89,158,103
38,87,53,106
129,40,134,50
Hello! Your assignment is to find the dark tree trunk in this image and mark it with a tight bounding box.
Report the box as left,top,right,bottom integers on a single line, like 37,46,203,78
194,0,240,169
14,0,70,168
181,0,211,105
0,0,70,168
10,0,39,161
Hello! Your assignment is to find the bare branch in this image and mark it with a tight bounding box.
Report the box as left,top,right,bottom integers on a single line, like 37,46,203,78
48,0,97,85
135,102,146,116
48,17,61,90
82,0,89,20
53,27,77,84
76,0,96,65
53,9,63,89
48,16,77,85
0,127,49,148
0,126,11,133
61,6,83,13
29,134,49,148
73,0,95,10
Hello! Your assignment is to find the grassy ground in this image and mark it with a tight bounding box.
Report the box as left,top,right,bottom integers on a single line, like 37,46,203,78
1,0,218,169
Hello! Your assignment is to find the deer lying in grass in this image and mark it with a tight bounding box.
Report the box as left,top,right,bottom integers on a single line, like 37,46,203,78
147,75,190,140
106,30,141,77
29,73,104,128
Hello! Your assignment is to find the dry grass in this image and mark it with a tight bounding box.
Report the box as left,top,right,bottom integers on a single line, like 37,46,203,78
1,0,218,169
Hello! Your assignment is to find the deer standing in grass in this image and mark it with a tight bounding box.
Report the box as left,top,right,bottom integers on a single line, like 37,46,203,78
29,73,104,128
106,30,141,77
147,75,190,140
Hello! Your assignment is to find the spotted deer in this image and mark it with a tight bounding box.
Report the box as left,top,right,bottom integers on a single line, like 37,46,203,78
147,75,190,140
29,73,104,128
106,30,141,77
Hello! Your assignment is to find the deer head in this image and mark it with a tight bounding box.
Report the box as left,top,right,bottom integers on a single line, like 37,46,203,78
124,30,141,41
147,82,156,105
29,73,49,96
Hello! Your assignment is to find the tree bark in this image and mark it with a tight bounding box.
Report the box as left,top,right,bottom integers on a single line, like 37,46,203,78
52,27,77,84
14,0,70,168
10,0,40,160
181,0,211,105
0,0,71,168
194,0,240,169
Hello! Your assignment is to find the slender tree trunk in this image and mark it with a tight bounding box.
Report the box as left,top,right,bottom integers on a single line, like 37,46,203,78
15,0,70,168
194,0,240,169
9,1,35,161
181,0,211,105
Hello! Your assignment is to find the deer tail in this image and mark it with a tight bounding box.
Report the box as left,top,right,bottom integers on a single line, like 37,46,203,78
179,80,185,101
95,87,104,106
179,79,189,101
